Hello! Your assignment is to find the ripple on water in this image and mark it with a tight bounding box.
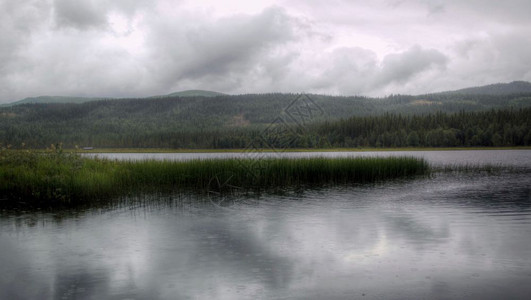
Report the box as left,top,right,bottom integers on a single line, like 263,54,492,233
1,157,531,299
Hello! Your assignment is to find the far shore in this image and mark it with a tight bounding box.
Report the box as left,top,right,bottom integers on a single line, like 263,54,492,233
67,146,531,153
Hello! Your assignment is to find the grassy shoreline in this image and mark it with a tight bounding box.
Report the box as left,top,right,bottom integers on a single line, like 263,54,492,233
69,146,531,153
1,149,429,204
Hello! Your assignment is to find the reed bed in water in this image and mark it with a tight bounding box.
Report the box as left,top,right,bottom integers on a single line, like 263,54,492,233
0,149,429,203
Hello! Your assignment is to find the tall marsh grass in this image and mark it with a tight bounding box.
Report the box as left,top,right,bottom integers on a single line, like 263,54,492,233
0,149,430,204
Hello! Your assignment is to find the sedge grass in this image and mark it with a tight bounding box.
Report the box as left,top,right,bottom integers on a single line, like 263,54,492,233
0,149,430,204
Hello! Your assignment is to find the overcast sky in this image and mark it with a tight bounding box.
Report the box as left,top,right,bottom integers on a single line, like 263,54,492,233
1,0,530,103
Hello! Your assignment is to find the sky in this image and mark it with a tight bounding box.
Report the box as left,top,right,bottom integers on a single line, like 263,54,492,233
1,0,531,103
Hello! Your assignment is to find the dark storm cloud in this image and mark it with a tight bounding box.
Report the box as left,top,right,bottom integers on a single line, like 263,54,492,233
53,0,108,30
376,46,447,87
450,0,531,24
301,46,447,95
52,0,151,30
446,28,531,88
144,6,300,91
184,7,295,77
0,0,52,99
0,1,47,60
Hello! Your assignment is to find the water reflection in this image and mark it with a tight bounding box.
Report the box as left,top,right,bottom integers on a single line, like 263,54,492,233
1,169,531,299
85,149,531,168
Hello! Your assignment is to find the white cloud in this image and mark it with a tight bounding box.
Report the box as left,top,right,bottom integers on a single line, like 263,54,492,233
0,0,530,102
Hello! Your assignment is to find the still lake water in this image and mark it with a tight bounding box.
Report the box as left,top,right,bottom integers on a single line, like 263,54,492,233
84,149,530,168
1,150,531,299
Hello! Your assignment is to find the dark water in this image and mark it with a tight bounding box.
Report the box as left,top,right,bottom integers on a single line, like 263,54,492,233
1,151,531,299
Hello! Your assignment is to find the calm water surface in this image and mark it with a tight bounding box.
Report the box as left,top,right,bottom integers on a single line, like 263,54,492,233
1,150,531,299
86,149,530,167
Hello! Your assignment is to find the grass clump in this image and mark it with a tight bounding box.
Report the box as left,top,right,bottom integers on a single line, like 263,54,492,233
0,148,429,205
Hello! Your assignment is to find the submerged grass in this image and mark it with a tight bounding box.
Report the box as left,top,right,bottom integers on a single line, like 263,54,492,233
0,149,429,204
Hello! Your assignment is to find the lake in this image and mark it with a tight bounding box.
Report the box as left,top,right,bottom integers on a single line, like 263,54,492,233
1,150,530,299
84,149,530,168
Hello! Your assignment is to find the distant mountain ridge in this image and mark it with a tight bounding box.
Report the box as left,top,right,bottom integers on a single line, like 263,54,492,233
4,95,104,106
437,81,531,95
3,90,226,106
3,82,531,106
160,90,226,98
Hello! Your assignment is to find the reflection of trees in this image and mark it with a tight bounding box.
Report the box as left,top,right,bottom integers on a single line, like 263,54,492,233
53,267,113,299
384,214,450,247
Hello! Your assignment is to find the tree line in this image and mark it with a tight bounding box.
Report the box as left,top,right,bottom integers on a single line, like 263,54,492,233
1,107,529,149
314,108,530,148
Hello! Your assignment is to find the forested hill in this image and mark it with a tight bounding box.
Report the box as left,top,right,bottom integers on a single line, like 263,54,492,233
3,96,105,106
1,81,531,148
317,108,531,148
0,106,529,148
155,90,226,98
1,90,225,107
2,91,531,126
436,81,531,96
0,90,530,148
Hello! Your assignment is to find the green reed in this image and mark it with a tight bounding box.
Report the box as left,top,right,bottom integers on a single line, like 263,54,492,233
0,149,430,204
